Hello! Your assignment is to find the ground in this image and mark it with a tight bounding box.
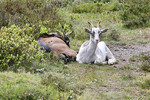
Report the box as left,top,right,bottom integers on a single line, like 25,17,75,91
109,44,150,67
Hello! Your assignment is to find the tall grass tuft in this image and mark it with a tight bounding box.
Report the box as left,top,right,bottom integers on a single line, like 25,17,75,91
140,52,150,72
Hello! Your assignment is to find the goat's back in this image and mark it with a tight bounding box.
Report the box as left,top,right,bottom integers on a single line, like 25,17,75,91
39,37,77,57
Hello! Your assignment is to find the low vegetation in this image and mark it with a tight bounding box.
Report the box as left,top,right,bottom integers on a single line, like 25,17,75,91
0,24,43,71
120,0,150,29
0,72,72,99
0,0,150,99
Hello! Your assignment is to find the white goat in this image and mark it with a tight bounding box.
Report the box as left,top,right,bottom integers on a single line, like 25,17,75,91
76,21,116,64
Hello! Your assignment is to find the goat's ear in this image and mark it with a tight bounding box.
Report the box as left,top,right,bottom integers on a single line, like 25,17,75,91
65,31,73,37
85,28,91,34
101,29,108,34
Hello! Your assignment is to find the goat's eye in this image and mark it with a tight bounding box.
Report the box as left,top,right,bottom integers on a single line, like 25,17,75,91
98,31,100,33
92,33,95,37
99,34,102,38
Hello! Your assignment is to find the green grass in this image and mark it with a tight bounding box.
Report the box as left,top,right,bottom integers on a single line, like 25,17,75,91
1,61,150,99
0,72,71,99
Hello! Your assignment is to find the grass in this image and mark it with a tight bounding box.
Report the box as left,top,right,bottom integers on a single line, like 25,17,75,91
119,65,136,70
0,72,71,99
1,61,150,99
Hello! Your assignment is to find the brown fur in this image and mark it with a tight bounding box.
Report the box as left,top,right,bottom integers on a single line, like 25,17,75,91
39,37,77,59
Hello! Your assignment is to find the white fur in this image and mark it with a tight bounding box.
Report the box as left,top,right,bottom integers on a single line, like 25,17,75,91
76,22,116,64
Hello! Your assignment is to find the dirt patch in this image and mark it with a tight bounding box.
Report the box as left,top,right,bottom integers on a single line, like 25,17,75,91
108,44,150,66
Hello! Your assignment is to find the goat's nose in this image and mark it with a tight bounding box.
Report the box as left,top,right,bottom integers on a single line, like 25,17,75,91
96,40,99,43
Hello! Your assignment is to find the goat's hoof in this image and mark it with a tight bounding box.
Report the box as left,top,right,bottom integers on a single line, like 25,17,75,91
108,59,115,65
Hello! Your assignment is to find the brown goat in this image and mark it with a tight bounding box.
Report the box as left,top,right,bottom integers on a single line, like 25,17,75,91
48,31,72,47
38,36,77,61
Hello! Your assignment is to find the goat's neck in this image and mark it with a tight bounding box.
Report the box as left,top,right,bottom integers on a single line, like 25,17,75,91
87,38,97,55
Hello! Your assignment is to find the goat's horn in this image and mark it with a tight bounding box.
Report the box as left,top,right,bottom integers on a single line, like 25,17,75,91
97,21,101,28
88,22,94,28
66,31,73,37
61,26,65,36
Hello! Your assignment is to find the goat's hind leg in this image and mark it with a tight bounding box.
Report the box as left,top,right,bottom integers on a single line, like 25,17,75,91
105,46,116,65
94,59,107,64
60,53,69,64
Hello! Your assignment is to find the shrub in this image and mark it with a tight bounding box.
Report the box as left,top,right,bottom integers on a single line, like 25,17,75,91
58,0,75,7
102,0,121,11
0,3,9,28
0,0,64,30
72,1,121,13
0,25,44,71
120,0,150,28
102,0,111,3
72,3,103,13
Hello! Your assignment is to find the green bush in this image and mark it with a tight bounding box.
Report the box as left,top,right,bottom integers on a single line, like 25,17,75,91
72,3,103,13
72,1,121,13
102,0,121,11
0,25,44,71
0,0,64,30
120,0,150,28
102,0,111,3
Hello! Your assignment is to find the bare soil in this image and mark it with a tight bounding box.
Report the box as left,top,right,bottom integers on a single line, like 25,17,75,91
108,44,150,66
